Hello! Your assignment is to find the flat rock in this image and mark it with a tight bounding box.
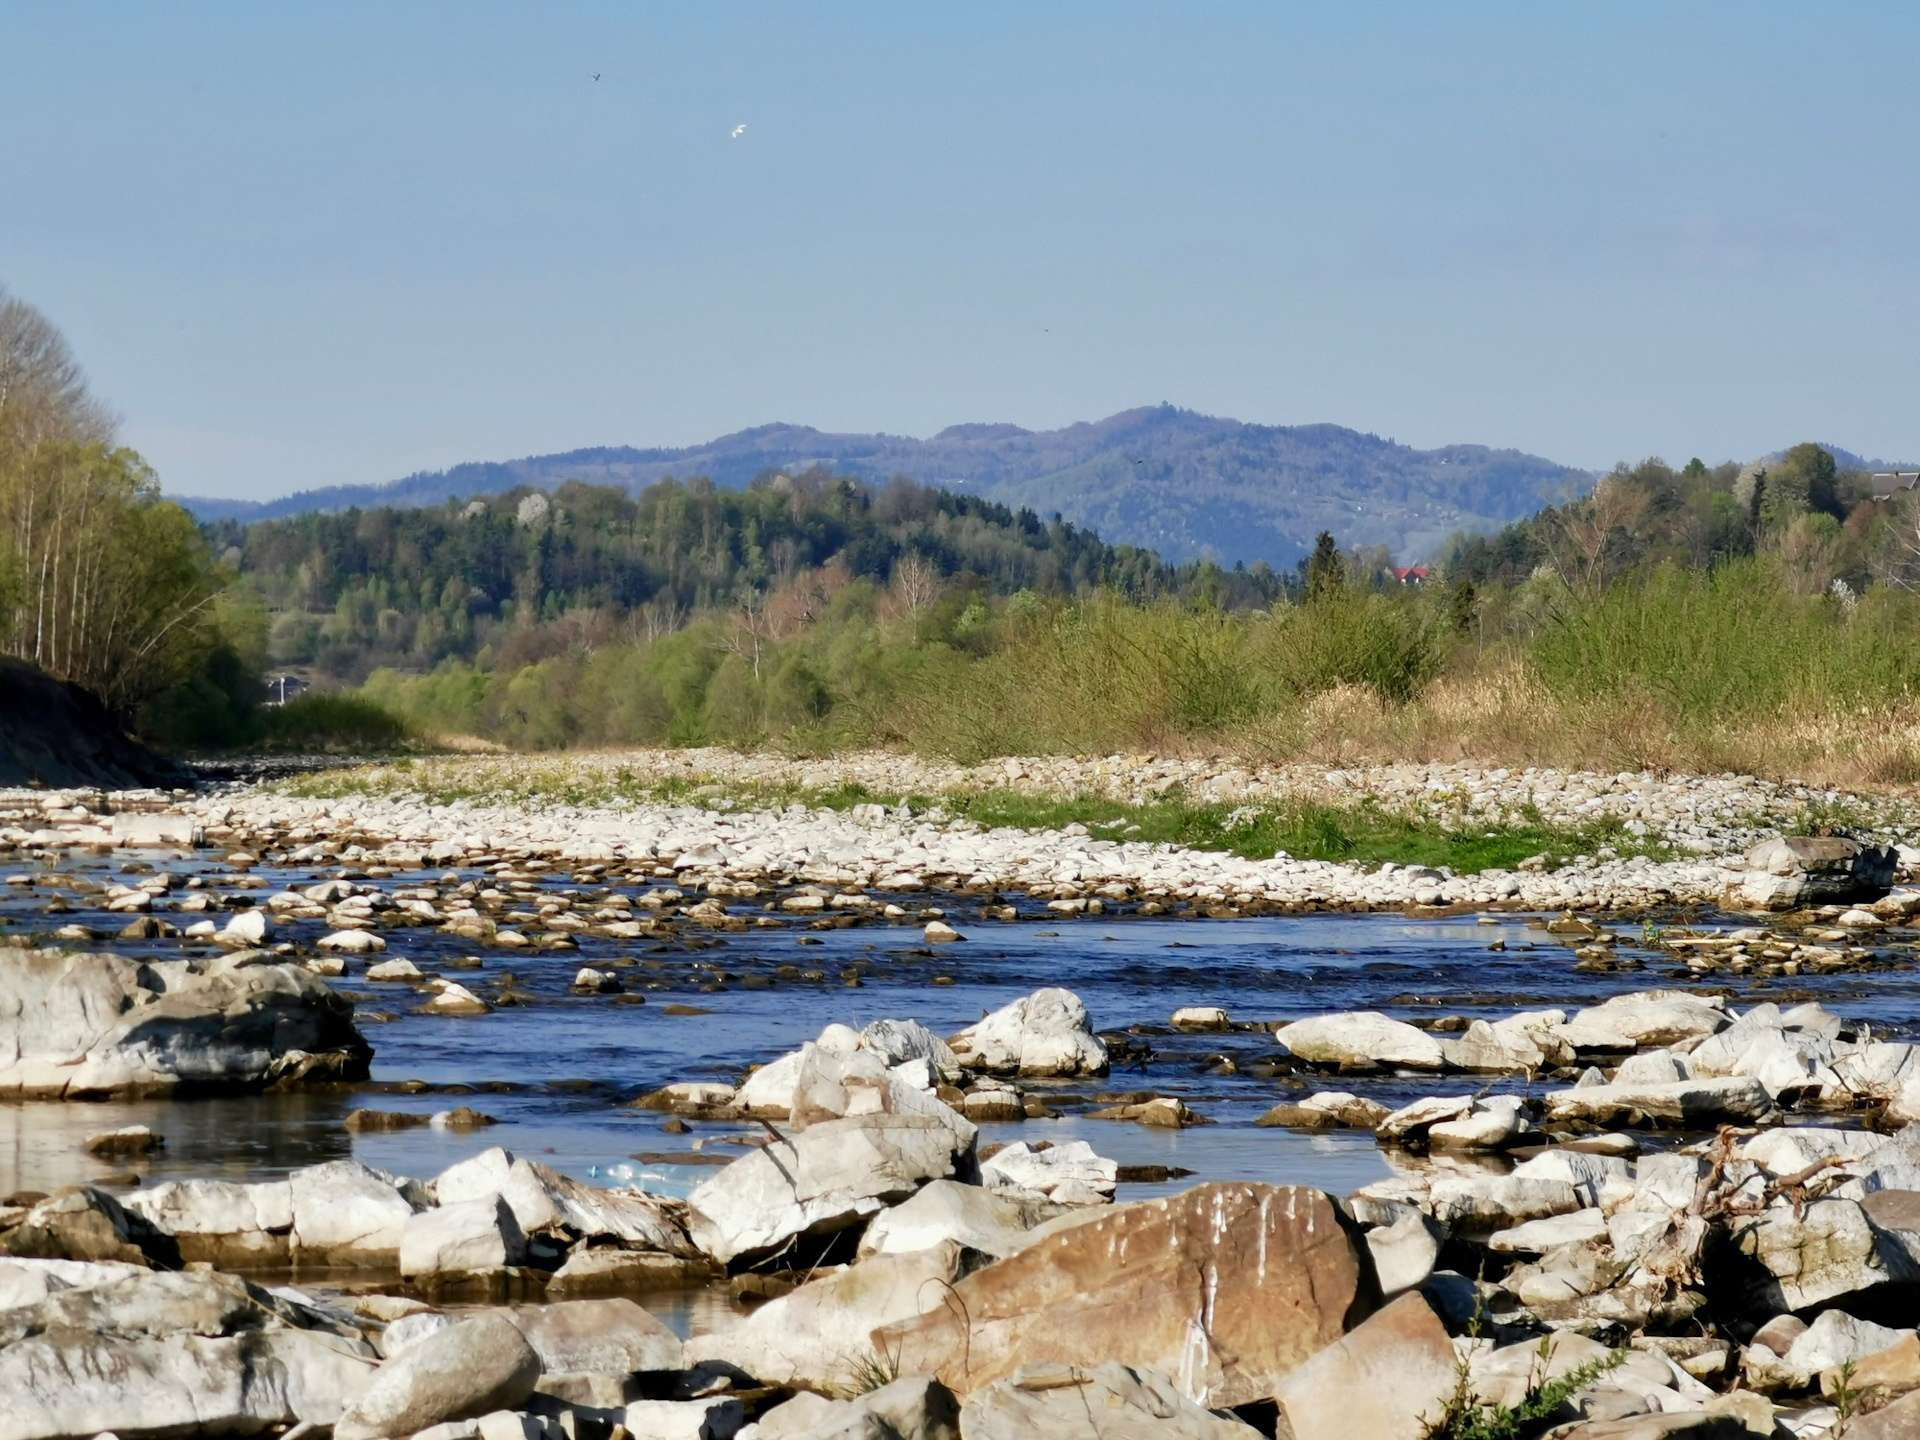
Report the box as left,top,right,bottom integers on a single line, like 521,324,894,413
1273,1012,1444,1070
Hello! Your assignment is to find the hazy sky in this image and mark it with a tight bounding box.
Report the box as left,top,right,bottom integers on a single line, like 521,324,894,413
3,4,1916,500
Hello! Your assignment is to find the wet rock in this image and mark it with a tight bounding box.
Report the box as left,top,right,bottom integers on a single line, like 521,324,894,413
948,988,1108,1077
400,1196,528,1278
1271,1293,1458,1440
636,1082,740,1117
335,1313,542,1440
956,1361,1257,1438
1542,1076,1771,1127
367,958,423,980
0,948,370,1097
923,921,962,943
877,1182,1368,1409
1087,1095,1207,1128
1737,835,1896,910
84,1124,161,1156
571,967,621,993
1273,1012,1445,1070
979,1140,1117,1207
345,1108,433,1132
686,1114,970,1265
0,1186,159,1266
687,1242,962,1390
1170,1006,1231,1032
420,980,491,1016
1256,1091,1390,1130
321,929,387,954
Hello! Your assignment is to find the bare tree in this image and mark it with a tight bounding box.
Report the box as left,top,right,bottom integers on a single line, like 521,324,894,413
892,553,941,616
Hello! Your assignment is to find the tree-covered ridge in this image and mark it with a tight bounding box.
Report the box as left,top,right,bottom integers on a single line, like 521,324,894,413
180,404,1589,567
217,469,1285,682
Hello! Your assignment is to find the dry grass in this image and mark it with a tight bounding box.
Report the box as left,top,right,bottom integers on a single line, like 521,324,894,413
1224,665,1920,793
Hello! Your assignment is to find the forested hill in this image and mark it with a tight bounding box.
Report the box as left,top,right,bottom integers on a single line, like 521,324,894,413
182,405,1589,567
215,472,1282,684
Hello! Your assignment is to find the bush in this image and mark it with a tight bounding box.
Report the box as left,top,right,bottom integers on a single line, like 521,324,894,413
256,693,409,752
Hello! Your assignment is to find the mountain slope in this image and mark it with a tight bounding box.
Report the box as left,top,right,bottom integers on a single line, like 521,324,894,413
179,405,1590,565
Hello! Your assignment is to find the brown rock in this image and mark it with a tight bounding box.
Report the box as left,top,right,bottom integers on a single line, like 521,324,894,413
873,1182,1370,1409
84,1125,162,1156
1271,1292,1458,1440
343,1108,431,1133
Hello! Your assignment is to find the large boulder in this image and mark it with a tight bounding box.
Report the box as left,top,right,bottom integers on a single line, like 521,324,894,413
956,1362,1259,1439
0,1187,163,1266
0,949,370,1097
788,1043,976,1148
688,1242,963,1390
1273,1012,1444,1070
1737,835,1896,910
0,1328,375,1440
874,1182,1371,1409
0,1270,376,1439
687,1114,972,1265
334,1313,541,1440
947,989,1108,1077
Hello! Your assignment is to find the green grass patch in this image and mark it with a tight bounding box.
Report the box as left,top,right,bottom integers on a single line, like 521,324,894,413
278,762,1669,873
255,693,411,753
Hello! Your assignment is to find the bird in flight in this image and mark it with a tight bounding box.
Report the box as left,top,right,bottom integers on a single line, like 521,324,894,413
731,123,747,139
590,73,601,81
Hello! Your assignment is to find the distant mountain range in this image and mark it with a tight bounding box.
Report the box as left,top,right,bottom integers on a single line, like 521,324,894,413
180,404,1597,565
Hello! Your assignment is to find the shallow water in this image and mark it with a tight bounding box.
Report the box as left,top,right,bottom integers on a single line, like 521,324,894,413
5,856,1918,1208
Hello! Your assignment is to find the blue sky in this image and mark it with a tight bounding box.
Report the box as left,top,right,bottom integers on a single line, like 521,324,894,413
2,4,1915,500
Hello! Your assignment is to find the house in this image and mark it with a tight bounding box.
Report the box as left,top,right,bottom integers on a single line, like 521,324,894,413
1871,471,1920,500
1393,567,1431,586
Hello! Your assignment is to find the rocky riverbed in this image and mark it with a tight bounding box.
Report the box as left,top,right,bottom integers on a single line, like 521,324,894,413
4,757,1920,1437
